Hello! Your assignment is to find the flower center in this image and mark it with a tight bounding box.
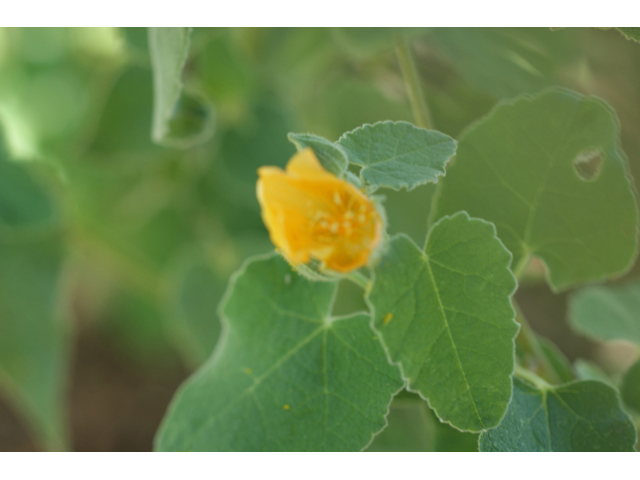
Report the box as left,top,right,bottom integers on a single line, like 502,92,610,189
308,190,373,245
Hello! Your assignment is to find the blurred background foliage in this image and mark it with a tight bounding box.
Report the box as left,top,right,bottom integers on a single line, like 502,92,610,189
0,27,640,451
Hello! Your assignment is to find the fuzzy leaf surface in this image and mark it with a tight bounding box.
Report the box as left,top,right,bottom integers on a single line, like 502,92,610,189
367,212,518,431
288,133,348,176
433,89,638,290
569,282,640,345
156,254,403,451
337,121,456,190
479,378,637,451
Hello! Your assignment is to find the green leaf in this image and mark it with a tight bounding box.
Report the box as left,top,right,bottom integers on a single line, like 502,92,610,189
0,238,68,451
89,66,160,157
166,259,225,367
287,132,348,176
156,254,403,451
0,148,56,233
617,28,640,44
428,28,579,99
366,212,518,431
337,121,456,191
621,360,640,414
365,397,434,452
432,89,638,291
0,139,68,449
120,27,150,63
569,283,640,345
479,378,637,451
149,28,215,149
574,359,612,384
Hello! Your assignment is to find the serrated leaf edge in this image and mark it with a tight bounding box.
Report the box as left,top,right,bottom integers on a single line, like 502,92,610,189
429,87,640,293
337,120,458,191
478,377,638,452
365,210,519,433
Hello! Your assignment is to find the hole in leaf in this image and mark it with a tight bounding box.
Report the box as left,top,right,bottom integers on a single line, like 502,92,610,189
573,148,604,182
162,91,216,149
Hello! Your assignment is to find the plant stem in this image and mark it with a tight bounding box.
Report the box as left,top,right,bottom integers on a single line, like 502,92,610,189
346,270,370,290
394,36,433,130
514,364,551,390
513,300,562,385
512,252,532,281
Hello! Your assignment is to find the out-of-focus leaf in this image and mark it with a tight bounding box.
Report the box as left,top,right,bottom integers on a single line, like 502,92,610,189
383,183,436,246
149,27,214,149
428,28,579,99
120,27,150,63
156,254,403,451
433,89,638,291
0,238,68,451
0,153,56,234
366,398,434,452
617,28,640,44
149,27,190,143
574,359,612,384
367,212,518,432
0,135,68,450
479,377,637,451
332,28,428,57
337,121,456,191
288,132,348,177
166,258,225,367
89,66,159,157
193,33,254,110
569,283,640,345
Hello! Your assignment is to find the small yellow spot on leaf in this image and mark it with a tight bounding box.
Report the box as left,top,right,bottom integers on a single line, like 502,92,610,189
284,404,290,410
384,312,393,325
244,368,252,375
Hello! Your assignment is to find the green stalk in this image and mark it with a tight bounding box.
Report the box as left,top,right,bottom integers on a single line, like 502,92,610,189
514,364,551,390
512,252,532,281
395,37,433,130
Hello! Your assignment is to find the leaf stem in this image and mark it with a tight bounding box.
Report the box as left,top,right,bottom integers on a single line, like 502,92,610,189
512,252,532,281
394,36,433,130
513,300,562,385
346,270,370,290
514,364,551,390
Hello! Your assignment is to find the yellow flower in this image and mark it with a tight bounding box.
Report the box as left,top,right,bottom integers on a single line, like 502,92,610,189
256,148,383,273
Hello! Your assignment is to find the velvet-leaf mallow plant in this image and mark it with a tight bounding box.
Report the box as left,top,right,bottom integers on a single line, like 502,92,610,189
156,89,639,452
